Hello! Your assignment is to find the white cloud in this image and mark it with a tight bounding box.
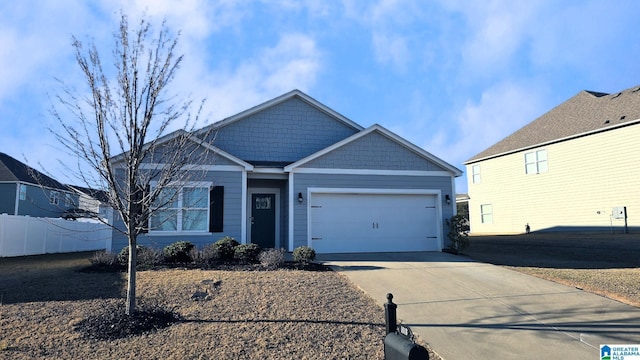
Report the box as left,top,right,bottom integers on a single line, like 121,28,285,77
172,32,322,126
424,81,547,167
372,32,410,72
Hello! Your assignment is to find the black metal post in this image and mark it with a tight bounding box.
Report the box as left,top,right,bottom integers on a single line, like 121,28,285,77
385,293,397,335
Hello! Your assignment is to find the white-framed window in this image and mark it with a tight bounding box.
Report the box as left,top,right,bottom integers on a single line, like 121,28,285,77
19,184,27,200
64,193,74,207
49,191,59,205
525,149,548,174
472,164,481,184
150,185,209,232
480,204,493,224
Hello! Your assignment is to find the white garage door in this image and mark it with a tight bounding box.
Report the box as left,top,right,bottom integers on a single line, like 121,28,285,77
309,192,440,253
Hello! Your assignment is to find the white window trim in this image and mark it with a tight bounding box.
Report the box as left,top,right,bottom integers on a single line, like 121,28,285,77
525,149,548,175
480,204,493,224
472,165,481,184
149,182,211,234
49,191,59,205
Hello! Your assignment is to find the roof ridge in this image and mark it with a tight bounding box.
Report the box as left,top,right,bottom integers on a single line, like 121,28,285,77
465,84,640,163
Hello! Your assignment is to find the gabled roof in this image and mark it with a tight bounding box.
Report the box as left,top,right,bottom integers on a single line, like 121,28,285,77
110,129,253,170
285,124,463,176
466,84,640,163
0,152,68,190
195,89,364,135
68,185,110,203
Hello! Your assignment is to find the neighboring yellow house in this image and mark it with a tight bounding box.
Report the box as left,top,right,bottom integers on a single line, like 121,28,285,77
464,85,640,234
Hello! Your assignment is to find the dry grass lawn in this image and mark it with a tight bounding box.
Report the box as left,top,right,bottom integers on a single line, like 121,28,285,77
464,232,640,307
0,252,439,359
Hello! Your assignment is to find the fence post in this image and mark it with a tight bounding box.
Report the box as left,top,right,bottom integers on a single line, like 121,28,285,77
385,293,397,335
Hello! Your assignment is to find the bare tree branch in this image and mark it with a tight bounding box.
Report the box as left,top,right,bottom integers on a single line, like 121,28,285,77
49,13,212,315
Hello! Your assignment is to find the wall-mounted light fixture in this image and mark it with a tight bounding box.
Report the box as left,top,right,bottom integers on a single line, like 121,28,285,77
445,194,451,205
298,192,304,203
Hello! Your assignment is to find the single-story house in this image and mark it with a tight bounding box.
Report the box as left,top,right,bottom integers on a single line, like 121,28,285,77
111,90,462,253
464,84,640,234
0,152,78,218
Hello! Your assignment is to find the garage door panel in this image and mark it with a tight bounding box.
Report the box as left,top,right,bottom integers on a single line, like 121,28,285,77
310,192,440,253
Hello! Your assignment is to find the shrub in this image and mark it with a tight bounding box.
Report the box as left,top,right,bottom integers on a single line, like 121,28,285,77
163,241,195,263
446,214,470,254
90,250,118,267
190,244,219,267
137,246,164,268
259,248,286,269
212,236,239,262
292,246,316,264
117,245,145,266
234,243,261,263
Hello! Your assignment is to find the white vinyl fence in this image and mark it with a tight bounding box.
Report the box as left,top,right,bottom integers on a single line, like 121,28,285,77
0,214,111,257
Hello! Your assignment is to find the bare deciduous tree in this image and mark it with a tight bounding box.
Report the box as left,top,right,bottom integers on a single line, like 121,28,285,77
51,14,211,315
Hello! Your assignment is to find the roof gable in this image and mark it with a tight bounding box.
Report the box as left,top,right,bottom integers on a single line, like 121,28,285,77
0,152,67,189
110,130,253,170
467,84,640,163
285,124,463,176
196,90,362,164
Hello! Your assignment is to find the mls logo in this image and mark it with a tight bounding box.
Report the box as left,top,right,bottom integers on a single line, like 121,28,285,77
601,345,611,360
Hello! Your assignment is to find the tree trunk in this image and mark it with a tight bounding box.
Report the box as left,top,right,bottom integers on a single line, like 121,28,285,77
125,236,137,315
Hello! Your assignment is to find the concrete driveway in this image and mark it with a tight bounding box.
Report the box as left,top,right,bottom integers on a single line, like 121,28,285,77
318,252,640,360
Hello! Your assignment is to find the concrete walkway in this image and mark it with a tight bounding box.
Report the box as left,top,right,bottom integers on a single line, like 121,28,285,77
318,252,640,360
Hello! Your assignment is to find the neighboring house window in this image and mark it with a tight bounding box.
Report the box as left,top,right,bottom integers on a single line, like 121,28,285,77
49,191,59,205
480,204,493,224
19,184,27,200
472,165,481,184
65,194,73,207
525,149,548,174
150,186,209,232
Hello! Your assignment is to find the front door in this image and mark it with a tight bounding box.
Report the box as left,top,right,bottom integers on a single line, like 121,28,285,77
251,193,276,248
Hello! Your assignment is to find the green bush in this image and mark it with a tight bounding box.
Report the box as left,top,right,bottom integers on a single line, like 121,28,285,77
292,246,316,264
234,243,262,263
446,214,470,254
117,245,145,266
90,250,119,267
163,241,195,263
212,236,239,261
190,244,219,267
259,248,286,269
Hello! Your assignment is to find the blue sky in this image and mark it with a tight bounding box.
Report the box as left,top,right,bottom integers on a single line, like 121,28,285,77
1,1,639,193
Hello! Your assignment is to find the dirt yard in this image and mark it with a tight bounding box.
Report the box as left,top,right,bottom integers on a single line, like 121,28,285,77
464,232,640,307
0,252,440,359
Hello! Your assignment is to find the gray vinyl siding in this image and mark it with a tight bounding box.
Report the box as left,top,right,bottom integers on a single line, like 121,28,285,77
13,184,76,218
203,97,359,163
0,183,16,214
111,170,245,251
302,132,449,171
292,173,455,249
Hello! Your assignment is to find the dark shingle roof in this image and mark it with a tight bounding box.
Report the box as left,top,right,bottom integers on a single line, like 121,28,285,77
466,84,640,163
0,152,68,190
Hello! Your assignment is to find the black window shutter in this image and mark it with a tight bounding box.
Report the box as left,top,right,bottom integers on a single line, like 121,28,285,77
209,186,224,232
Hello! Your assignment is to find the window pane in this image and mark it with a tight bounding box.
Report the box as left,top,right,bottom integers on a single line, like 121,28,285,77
537,160,548,173
183,187,208,208
154,187,179,208
536,150,547,161
481,214,493,224
526,163,537,174
150,210,178,231
182,209,207,231
525,152,535,163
